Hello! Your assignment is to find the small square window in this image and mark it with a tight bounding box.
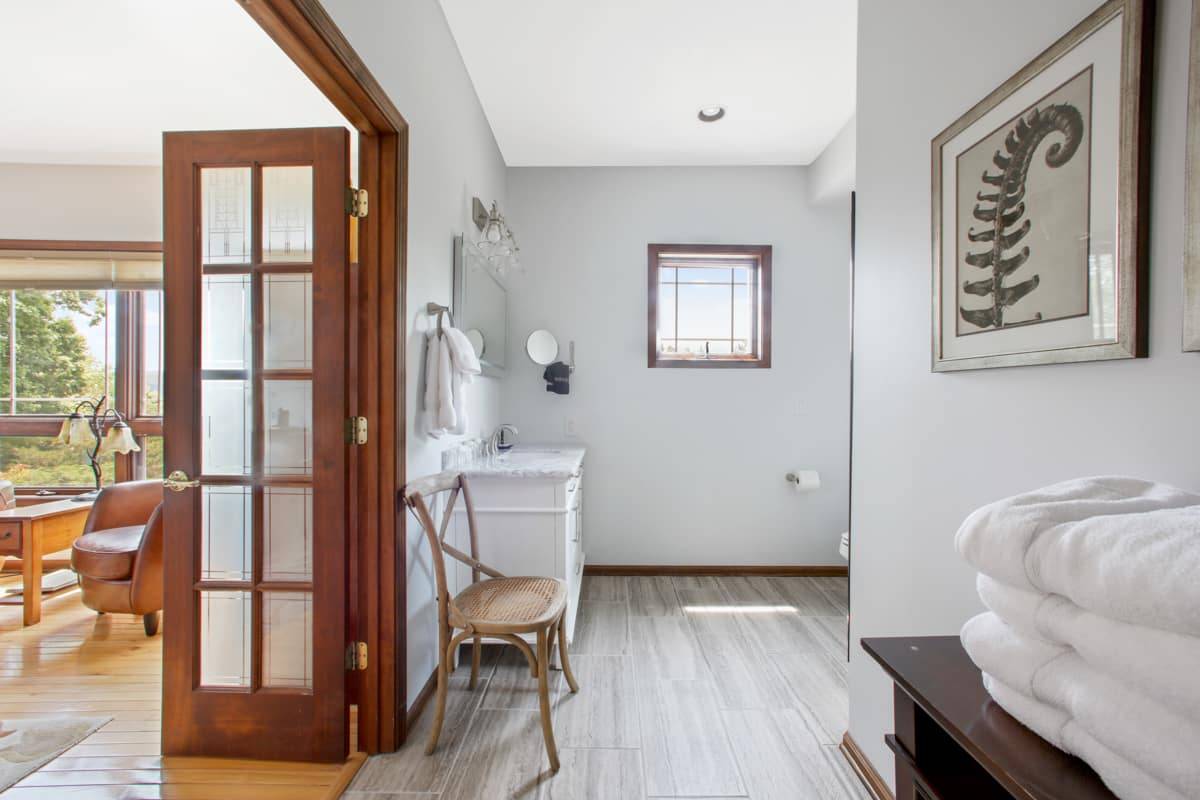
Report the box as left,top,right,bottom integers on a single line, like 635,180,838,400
648,244,771,369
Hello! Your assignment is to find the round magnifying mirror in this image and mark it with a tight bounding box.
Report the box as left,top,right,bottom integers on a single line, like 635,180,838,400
465,328,486,358
525,329,558,365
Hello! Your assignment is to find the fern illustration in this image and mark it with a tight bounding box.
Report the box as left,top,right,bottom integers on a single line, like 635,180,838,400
961,103,1085,329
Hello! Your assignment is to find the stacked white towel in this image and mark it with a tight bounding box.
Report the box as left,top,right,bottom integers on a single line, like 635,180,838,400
954,476,1200,800
423,326,481,437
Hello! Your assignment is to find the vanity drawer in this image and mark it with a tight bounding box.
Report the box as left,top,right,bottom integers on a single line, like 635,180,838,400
0,523,21,555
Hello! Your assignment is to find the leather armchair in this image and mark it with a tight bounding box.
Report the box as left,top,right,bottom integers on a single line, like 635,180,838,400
70,480,165,635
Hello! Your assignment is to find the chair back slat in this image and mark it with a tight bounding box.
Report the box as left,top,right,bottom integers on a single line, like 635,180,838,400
401,471,503,627
438,487,459,545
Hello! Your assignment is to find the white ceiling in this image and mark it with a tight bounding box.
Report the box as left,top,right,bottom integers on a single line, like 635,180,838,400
438,0,857,167
0,0,348,166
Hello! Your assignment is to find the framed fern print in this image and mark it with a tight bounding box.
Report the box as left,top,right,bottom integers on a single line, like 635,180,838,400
932,0,1153,371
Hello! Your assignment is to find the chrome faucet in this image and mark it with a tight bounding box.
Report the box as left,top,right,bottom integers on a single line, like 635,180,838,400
488,424,519,457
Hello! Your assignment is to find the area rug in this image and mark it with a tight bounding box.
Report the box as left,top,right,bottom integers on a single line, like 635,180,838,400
0,716,110,791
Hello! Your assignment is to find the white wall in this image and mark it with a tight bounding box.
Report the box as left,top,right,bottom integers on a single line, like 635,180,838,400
851,0,1200,785
808,114,856,204
320,0,507,709
504,166,851,566
0,163,161,241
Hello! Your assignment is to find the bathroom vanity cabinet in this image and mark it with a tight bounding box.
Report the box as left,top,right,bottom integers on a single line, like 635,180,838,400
446,446,586,650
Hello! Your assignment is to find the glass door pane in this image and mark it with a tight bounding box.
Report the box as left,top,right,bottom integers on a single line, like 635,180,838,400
196,164,316,692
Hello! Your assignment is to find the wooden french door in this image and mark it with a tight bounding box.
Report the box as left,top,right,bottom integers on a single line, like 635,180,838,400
161,128,350,762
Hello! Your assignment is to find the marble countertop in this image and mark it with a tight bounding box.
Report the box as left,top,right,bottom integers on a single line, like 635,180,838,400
457,444,585,480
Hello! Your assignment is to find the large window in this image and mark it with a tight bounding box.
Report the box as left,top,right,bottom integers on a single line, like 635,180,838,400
648,243,772,368
0,243,164,489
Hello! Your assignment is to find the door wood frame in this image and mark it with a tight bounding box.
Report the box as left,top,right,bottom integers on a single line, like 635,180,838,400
236,0,407,754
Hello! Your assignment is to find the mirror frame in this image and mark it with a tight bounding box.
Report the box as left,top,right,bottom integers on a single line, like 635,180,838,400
452,234,506,376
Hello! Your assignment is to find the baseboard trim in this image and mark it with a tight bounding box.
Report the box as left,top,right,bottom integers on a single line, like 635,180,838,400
584,564,848,577
406,668,438,734
840,731,893,800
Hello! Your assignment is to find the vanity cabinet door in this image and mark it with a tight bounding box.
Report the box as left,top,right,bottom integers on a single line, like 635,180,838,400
457,511,559,588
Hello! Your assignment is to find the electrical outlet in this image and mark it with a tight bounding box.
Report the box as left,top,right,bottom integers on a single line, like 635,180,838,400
564,417,579,438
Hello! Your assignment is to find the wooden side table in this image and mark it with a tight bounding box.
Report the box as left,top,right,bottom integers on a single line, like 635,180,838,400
863,635,1116,800
0,498,94,626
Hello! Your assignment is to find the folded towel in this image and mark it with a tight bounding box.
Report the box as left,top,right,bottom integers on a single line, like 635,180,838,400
963,612,1200,798
977,574,1200,719
983,673,1189,800
954,476,1200,636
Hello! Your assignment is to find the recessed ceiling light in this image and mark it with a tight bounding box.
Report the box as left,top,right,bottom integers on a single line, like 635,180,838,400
697,105,726,123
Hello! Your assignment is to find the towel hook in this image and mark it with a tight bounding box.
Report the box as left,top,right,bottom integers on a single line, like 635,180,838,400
426,302,454,336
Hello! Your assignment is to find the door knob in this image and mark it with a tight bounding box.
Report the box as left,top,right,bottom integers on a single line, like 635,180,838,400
163,470,201,492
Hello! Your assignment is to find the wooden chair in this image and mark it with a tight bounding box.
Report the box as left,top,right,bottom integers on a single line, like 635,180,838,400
402,471,579,772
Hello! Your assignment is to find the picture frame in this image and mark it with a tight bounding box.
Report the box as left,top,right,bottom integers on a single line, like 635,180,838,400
1185,0,1200,351
931,0,1153,372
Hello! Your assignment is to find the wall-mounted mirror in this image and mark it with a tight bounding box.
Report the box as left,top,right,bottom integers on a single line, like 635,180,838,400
453,234,506,375
526,329,558,365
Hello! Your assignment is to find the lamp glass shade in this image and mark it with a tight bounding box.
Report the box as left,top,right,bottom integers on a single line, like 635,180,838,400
57,413,91,446
99,421,140,455
55,415,75,444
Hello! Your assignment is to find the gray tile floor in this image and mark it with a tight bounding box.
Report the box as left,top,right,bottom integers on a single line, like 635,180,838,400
346,575,870,800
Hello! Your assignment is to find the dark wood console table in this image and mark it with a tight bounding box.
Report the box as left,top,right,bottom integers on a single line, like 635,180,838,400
862,636,1117,800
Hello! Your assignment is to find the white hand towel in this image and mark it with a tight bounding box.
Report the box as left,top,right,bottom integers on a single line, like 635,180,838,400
442,327,480,436
435,331,456,432
964,612,1200,798
977,574,1200,720
423,331,445,438
983,674,1189,800
954,476,1200,634
443,326,481,377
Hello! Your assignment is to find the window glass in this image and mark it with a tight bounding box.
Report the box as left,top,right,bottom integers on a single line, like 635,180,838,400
0,289,116,414
657,261,758,359
141,291,164,417
138,436,164,481
0,436,116,487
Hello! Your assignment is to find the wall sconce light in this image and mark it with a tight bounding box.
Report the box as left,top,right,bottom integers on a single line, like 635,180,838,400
470,197,521,276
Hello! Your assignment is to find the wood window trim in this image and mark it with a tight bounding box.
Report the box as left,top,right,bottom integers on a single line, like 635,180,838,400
647,243,772,369
0,238,164,487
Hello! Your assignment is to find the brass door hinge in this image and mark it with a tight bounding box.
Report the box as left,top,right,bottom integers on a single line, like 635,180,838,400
346,641,368,671
346,187,368,218
346,416,368,445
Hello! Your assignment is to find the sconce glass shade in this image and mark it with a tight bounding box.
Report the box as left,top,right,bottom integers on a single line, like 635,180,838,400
99,421,141,455
56,413,91,446
471,200,522,276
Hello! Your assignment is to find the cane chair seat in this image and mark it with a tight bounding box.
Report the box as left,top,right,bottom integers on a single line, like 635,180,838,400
452,576,567,634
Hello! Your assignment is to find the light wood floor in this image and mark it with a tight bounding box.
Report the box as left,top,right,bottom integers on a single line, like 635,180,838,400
0,585,361,799
348,575,869,800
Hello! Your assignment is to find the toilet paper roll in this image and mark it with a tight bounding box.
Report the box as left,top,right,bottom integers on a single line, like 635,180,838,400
786,470,821,491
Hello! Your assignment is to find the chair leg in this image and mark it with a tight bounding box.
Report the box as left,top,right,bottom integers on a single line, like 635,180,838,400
469,635,482,690
558,612,579,693
425,642,451,755
536,627,560,773
142,611,159,637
